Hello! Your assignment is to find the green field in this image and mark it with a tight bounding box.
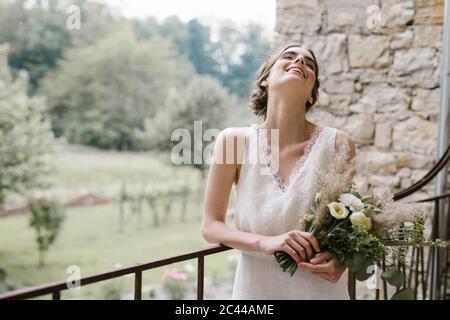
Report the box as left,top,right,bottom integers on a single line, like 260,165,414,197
0,145,237,299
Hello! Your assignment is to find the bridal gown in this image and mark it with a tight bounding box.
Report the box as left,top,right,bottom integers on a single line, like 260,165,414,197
231,123,350,300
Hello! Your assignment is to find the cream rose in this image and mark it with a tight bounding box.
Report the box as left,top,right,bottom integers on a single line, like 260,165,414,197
350,211,372,230
303,213,315,223
338,193,364,212
327,202,349,220
299,219,307,231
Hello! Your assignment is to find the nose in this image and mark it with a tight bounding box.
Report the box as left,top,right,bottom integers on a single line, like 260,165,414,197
293,55,306,65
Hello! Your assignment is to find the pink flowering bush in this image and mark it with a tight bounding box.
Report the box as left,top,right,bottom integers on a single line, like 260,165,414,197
161,268,190,299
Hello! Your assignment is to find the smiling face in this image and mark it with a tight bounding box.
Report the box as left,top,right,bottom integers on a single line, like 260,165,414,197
264,46,317,101
249,43,321,119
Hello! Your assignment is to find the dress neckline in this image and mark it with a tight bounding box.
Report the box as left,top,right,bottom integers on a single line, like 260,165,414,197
251,123,325,193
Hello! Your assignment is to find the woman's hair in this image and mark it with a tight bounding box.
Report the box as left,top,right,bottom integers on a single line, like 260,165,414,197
249,43,321,120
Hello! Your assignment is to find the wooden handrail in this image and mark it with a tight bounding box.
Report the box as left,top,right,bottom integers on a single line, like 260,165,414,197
393,142,450,201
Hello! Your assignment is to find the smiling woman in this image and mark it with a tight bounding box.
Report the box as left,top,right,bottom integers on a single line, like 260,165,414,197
202,42,356,299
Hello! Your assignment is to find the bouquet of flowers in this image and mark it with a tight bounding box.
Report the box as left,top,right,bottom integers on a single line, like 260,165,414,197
276,182,424,273
274,139,447,299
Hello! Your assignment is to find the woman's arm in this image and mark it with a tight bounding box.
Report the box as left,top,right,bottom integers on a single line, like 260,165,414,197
201,127,266,252
201,128,320,262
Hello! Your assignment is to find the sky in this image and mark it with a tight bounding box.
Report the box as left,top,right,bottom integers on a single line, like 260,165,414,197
100,0,276,39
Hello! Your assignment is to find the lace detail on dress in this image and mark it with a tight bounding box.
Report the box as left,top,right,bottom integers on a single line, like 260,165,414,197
259,125,324,193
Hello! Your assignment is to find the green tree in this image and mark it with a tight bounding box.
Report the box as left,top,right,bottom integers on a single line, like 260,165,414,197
0,44,54,209
0,268,19,294
0,0,118,92
133,16,160,41
28,198,65,267
226,23,271,97
68,0,121,47
185,19,218,76
211,19,242,75
133,17,218,76
159,16,189,55
134,15,188,55
41,26,177,150
131,16,271,98
212,22,271,98
138,75,235,177
0,0,71,92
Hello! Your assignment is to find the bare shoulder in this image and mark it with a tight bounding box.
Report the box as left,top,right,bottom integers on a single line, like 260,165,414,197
335,129,356,161
216,127,248,152
214,126,249,184
217,126,248,141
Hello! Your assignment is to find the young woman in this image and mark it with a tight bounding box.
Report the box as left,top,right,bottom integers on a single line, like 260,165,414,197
202,43,356,299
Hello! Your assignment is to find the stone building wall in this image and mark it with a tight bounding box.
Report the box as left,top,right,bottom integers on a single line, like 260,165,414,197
274,0,445,201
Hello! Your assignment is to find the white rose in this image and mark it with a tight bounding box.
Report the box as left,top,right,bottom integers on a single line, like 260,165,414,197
350,211,372,230
338,193,364,211
327,202,349,220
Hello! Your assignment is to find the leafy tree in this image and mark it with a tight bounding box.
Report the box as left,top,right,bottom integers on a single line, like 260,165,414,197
28,197,65,267
0,0,71,92
0,268,19,294
225,23,271,97
133,16,160,41
185,19,218,76
138,75,235,177
158,16,189,55
212,22,271,98
133,17,218,77
68,0,125,48
210,20,242,75
0,0,118,92
41,26,177,150
130,16,271,99
0,44,54,209
134,15,188,54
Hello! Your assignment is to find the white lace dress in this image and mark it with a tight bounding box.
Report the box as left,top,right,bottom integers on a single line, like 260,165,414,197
231,123,350,300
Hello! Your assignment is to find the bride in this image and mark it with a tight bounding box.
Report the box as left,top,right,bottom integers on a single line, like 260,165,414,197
201,43,356,299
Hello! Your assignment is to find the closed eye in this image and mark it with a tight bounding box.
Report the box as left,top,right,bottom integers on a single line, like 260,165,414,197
281,54,315,71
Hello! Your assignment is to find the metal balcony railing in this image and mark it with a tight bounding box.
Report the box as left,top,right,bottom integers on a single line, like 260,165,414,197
0,245,231,300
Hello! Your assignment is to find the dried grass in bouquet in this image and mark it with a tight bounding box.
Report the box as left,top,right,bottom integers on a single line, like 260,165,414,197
274,138,447,299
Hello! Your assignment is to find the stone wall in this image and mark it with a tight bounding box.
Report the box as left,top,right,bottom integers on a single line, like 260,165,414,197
274,0,445,201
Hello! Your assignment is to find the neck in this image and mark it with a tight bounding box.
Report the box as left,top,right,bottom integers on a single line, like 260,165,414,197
261,95,311,149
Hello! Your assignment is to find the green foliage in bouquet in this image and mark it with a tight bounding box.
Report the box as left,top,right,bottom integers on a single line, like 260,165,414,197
274,183,448,299
274,141,449,300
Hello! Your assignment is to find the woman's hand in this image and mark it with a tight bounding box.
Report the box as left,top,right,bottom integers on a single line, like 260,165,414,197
259,231,320,264
298,251,346,283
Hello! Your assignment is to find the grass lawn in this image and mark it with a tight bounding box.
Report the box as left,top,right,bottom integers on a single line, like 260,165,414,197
0,145,238,299
0,201,237,299
5,143,202,204
51,145,201,200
